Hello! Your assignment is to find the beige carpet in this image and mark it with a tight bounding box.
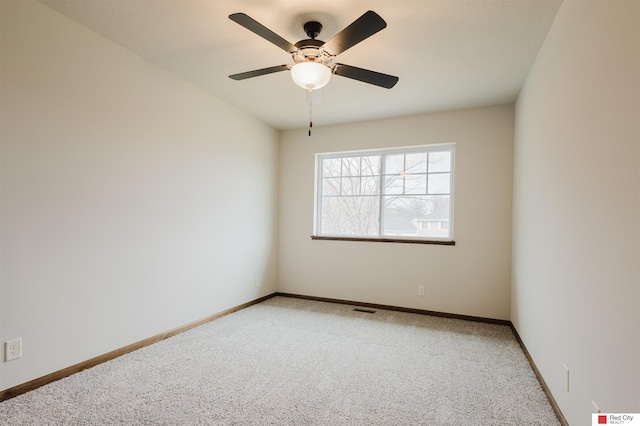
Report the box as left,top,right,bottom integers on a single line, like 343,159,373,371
0,296,560,425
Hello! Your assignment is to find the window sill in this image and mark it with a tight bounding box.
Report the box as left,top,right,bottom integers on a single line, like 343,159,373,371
310,235,456,246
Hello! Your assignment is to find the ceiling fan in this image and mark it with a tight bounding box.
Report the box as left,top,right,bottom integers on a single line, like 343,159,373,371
228,11,399,91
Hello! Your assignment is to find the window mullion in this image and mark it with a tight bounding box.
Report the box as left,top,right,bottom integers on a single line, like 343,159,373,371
358,157,362,196
316,159,322,235
425,152,430,197
339,158,344,195
402,154,407,195
378,155,386,237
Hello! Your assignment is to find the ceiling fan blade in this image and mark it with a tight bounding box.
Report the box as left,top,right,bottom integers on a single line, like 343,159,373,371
229,13,297,53
333,64,399,89
322,11,387,56
229,65,291,81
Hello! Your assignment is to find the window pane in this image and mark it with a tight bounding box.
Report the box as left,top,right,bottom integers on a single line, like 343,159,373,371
382,195,451,238
385,154,404,174
429,151,451,173
382,196,432,237
361,176,379,195
406,153,428,173
428,173,451,194
382,174,404,195
384,196,434,219
322,178,341,196
341,176,361,196
404,174,427,194
431,195,451,212
321,196,379,236
323,158,342,177
361,156,381,176
341,157,360,177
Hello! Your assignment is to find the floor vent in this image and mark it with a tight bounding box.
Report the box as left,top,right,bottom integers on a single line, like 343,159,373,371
353,308,376,314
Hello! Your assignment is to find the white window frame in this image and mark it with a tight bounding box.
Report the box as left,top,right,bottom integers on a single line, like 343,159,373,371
313,143,455,244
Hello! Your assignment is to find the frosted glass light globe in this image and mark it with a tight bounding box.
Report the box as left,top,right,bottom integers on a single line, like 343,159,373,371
291,62,331,90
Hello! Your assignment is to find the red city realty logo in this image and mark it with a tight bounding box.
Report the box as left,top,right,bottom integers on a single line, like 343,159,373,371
599,415,608,424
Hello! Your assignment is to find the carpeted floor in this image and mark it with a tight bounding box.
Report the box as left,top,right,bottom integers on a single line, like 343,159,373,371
0,296,560,425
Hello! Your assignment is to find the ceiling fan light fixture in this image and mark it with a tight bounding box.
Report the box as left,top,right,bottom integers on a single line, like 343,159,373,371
291,62,331,91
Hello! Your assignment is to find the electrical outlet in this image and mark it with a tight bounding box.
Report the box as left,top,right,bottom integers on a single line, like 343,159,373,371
5,338,22,362
418,285,425,296
564,364,570,392
255,277,261,288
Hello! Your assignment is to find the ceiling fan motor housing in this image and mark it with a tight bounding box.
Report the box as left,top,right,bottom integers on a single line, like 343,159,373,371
292,21,333,65
293,38,332,65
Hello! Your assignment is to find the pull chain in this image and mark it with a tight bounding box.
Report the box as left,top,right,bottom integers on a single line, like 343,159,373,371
308,90,313,136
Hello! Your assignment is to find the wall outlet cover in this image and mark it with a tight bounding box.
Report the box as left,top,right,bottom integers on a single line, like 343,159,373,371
5,338,22,362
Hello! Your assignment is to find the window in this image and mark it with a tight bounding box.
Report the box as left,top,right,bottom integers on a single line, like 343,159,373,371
314,143,455,243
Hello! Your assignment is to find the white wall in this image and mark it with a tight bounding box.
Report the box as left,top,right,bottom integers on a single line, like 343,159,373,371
279,105,514,320
0,0,279,391
512,0,640,424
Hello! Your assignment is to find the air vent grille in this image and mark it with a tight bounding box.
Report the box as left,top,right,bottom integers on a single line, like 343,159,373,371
352,308,376,314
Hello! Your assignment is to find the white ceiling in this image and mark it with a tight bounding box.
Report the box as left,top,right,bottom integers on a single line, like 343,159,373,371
38,0,562,130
